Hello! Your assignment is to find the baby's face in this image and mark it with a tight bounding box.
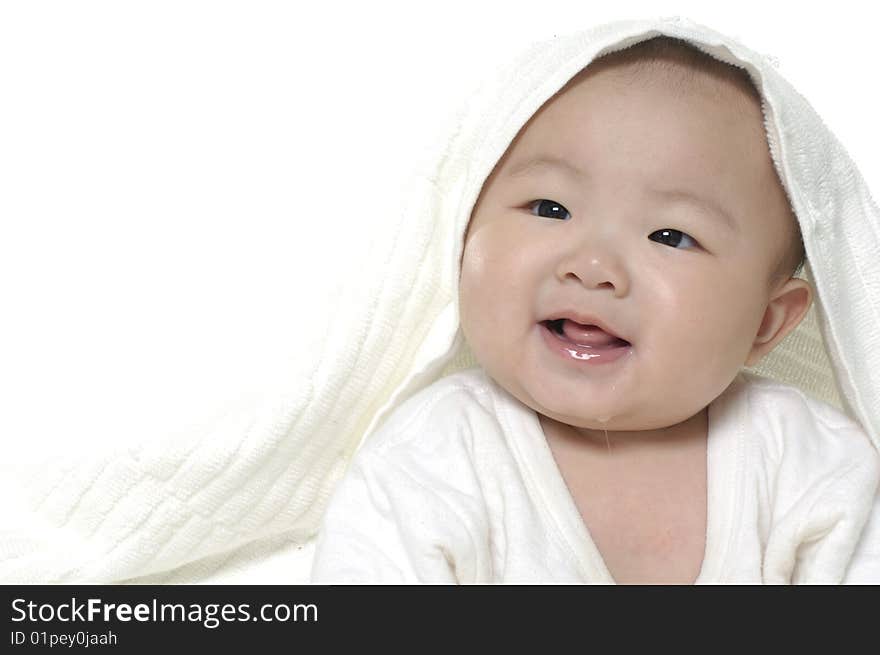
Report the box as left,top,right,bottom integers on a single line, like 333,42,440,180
459,64,809,432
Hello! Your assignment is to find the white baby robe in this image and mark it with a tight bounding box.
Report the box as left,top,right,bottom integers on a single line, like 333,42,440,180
311,368,880,583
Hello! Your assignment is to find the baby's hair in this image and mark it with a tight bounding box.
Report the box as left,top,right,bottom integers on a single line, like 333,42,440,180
574,36,806,283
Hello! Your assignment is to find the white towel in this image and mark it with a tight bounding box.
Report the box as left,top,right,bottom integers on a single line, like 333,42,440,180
2,15,877,583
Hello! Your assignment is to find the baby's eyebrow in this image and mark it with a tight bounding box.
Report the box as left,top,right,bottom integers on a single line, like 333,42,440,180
507,156,585,180
649,187,739,234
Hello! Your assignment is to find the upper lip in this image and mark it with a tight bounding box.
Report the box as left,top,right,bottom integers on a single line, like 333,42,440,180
541,311,632,345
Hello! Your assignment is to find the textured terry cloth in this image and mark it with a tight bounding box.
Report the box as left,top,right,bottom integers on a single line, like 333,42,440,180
2,15,878,583
311,368,880,584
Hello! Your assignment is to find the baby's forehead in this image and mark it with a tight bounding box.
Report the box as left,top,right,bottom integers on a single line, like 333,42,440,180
509,78,769,181
570,37,762,103
562,58,763,126
545,44,767,150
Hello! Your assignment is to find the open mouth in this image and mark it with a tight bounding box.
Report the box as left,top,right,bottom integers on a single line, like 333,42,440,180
541,319,632,349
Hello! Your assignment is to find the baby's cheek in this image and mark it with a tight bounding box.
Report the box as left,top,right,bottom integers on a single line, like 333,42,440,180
459,249,489,333
459,239,483,290
460,226,506,299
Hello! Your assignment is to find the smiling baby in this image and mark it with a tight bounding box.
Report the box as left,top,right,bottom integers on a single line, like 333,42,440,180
311,34,879,584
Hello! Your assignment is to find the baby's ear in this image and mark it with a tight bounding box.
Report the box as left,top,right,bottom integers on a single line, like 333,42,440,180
745,278,813,367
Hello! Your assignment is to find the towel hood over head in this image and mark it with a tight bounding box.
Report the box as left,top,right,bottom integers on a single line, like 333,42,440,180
4,16,877,583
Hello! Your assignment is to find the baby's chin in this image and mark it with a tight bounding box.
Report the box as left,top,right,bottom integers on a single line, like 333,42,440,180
478,354,694,431
513,383,635,431
538,407,634,432
519,381,689,433
537,405,698,436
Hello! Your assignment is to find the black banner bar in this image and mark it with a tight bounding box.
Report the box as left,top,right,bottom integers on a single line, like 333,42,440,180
1,585,872,650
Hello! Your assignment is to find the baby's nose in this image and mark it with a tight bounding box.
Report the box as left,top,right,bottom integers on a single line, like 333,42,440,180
555,238,629,297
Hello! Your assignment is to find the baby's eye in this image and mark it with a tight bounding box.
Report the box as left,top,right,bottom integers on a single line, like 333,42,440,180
648,229,700,250
528,199,571,221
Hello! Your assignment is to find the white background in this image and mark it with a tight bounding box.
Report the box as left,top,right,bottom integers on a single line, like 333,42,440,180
1,1,877,450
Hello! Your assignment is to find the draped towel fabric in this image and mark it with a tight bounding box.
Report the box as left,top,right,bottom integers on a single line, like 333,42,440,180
2,16,877,583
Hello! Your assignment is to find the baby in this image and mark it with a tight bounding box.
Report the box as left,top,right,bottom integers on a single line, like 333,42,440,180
311,33,880,583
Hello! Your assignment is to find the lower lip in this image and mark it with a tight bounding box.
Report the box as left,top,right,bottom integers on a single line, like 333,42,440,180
539,322,633,365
